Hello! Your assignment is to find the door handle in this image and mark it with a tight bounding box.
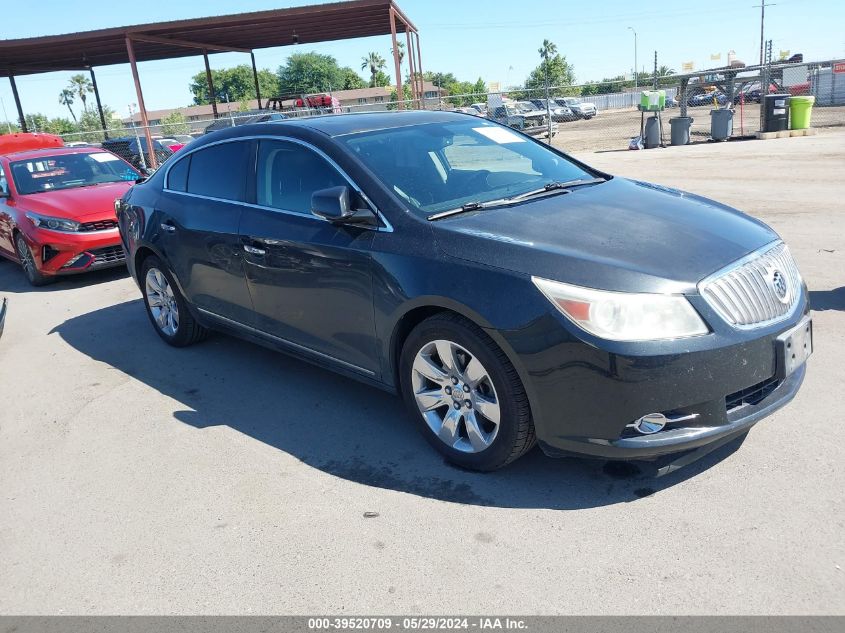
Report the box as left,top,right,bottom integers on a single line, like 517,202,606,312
243,244,266,256
160,222,176,233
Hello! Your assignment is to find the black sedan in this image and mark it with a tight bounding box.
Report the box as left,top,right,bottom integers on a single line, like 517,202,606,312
116,111,811,472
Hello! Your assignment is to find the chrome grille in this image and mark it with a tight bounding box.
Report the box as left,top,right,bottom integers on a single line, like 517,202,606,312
90,246,126,267
699,242,802,328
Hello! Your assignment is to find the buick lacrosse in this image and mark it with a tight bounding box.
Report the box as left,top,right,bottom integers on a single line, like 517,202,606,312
116,111,811,471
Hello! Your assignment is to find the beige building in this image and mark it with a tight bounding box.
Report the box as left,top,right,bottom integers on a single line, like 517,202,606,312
122,82,446,131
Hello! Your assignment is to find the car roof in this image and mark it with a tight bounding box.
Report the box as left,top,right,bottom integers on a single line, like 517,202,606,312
267,110,476,137
1,146,104,161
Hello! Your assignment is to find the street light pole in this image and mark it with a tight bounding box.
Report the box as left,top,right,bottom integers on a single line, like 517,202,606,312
628,27,638,89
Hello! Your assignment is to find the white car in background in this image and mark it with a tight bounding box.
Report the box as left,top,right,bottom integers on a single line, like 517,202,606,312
558,97,597,119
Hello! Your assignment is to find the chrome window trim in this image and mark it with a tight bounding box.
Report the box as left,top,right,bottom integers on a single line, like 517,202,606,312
195,307,376,377
697,240,803,330
161,134,393,232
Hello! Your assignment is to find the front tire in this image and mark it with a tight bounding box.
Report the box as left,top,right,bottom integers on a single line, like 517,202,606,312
141,256,207,347
15,234,52,287
399,313,535,471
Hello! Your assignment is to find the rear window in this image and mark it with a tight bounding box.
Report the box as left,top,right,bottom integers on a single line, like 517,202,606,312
185,141,251,202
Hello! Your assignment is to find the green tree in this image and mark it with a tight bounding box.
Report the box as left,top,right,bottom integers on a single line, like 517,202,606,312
516,43,576,98
387,83,413,110
190,65,280,105
67,74,93,112
58,88,77,123
339,67,367,90
161,111,191,136
279,51,349,94
372,70,391,88
361,51,387,87
423,71,458,89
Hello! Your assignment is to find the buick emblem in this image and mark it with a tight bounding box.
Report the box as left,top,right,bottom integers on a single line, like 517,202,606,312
771,269,790,303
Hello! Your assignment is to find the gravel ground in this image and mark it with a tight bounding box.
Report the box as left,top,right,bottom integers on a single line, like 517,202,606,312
0,131,843,615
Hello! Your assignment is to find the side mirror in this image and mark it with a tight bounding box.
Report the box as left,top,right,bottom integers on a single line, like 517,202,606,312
311,186,377,226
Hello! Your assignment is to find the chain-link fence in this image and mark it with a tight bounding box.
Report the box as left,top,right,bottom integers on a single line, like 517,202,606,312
58,58,845,162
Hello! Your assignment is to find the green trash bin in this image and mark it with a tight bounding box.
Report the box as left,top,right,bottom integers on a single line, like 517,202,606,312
789,95,815,129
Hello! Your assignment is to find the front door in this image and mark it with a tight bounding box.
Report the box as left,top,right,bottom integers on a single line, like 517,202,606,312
239,139,378,375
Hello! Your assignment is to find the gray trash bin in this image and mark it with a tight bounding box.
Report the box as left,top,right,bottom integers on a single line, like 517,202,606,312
710,108,734,141
643,116,661,148
669,116,693,145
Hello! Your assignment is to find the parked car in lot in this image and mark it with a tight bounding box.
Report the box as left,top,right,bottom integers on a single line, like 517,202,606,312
470,103,487,116
488,102,553,136
687,90,729,107
0,144,141,285
529,98,576,122
117,111,811,472
100,136,173,173
557,97,597,119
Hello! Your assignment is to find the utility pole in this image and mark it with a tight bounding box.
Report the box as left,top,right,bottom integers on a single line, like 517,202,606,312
754,0,776,67
628,27,638,89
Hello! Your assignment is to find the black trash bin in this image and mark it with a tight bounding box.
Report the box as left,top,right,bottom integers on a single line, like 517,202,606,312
762,94,791,132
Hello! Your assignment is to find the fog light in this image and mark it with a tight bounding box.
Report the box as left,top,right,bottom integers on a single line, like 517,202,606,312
632,413,667,435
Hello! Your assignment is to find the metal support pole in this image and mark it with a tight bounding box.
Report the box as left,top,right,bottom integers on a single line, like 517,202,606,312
389,8,404,111
405,27,419,108
89,67,109,140
125,36,158,170
203,50,218,119
414,31,424,103
628,27,638,89
9,73,27,132
250,51,262,109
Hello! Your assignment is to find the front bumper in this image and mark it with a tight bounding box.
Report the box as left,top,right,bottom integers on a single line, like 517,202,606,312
19,227,125,275
507,302,810,462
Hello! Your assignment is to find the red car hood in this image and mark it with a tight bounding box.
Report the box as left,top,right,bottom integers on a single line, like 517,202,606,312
17,181,133,221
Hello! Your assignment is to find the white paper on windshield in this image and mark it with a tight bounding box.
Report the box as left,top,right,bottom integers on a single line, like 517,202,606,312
90,153,120,163
473,127,526,144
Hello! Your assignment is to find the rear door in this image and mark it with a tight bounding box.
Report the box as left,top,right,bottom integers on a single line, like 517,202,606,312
238,138,379,375
156,140,255,325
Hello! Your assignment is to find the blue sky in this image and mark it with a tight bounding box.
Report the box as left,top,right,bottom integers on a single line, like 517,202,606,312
2,0,844,122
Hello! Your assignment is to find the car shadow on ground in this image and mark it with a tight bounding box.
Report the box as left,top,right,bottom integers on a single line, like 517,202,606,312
51,299,747,511
810,288,845,312
0,258,129,293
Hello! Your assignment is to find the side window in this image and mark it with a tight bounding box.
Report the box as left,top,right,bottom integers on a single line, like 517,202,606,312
0,164,7,194
256,140,347,214
186,141,251,202
167,155,190,192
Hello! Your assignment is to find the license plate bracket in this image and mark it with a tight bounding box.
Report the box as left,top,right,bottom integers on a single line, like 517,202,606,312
775,316,813,379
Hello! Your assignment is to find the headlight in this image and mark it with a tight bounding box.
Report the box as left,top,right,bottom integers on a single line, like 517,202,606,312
531,276,709,341
25,212,81,232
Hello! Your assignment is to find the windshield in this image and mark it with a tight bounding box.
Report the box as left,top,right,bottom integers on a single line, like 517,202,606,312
339,119,597,215
10,152,140,195
516,102,537,112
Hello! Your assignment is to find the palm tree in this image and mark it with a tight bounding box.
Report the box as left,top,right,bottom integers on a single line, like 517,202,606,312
391,41,405,65
68,74,93,112
539,39,558,64
58,88,77,123
361,52,386,87
657,65,676,76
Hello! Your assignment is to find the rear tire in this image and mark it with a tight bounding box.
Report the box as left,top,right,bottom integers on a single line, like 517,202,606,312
140,255,208,347
399,313,535,471
15,234,52,287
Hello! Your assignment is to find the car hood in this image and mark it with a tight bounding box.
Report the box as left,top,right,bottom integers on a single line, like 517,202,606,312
17,181,132,221
432,177,778,294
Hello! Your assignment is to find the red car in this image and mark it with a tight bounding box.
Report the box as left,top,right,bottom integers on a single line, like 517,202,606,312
0,144,141,285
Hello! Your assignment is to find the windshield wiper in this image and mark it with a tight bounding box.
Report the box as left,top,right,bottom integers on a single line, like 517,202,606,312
427,177,607,221
427,198,511,221
506,177,607,203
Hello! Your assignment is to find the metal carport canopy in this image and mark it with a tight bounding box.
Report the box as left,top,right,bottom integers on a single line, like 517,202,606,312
0,0,422,167
0,0,415,75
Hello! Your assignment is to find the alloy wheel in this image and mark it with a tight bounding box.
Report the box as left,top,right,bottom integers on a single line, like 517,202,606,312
16,236,35,278
411,339,501,453
145,267,180,337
